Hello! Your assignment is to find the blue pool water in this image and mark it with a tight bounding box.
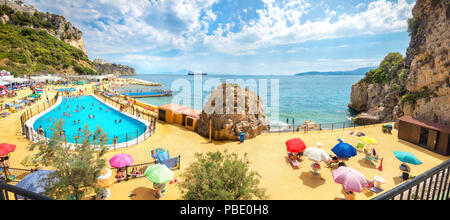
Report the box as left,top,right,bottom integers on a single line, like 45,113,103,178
33,96,147,144
55,88,76,92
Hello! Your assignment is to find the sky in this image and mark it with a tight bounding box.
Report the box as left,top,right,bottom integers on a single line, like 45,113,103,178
26,0,416,75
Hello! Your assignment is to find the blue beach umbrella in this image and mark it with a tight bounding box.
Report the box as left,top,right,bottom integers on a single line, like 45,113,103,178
156,152,170,163
151,148,168,159
332,140,357,159
16,170,57,197
394,151,422,165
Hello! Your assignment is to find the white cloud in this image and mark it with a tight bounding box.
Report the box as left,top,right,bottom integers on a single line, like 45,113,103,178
203,0,415,55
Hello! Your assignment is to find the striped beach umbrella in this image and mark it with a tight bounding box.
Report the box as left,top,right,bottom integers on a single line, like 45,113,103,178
144,164,174,184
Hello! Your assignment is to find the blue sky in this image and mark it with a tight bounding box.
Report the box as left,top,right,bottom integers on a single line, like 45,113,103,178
27,0,416,75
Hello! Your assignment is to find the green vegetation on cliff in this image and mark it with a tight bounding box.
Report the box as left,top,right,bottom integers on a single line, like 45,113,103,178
0,24,98,76
359,52,407,86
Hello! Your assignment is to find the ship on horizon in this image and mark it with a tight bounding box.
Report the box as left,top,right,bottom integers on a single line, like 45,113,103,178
188,71,208,76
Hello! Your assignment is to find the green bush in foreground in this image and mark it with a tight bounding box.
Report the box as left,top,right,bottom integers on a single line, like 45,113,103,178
28,120,109,200
179,151,267,200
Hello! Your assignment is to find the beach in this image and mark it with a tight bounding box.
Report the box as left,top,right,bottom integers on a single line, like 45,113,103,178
2,82,448,200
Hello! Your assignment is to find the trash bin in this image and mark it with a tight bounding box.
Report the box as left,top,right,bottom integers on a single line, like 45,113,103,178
240,133,245,143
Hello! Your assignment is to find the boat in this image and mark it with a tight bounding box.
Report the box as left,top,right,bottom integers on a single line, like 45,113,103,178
187,71,208,76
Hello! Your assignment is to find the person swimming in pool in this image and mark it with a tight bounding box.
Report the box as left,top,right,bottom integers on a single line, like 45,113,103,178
115,120,117,124
119,119,122,123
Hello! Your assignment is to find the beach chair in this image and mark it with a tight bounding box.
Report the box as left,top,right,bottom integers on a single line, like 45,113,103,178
160,157,180,170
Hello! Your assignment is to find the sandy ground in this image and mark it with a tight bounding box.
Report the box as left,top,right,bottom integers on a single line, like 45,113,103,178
1,83,448,200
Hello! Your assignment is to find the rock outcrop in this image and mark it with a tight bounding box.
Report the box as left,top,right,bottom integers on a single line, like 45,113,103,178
403,0,450,125
297,120,321,131
349,0,450,125
94,62,137,76
0,0,87,54
197,83,269,141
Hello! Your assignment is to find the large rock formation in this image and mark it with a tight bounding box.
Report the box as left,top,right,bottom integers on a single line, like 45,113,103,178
94,61,137,76
349,0,450,125
403,0,450,125
0,0,87,54
197,83,269,141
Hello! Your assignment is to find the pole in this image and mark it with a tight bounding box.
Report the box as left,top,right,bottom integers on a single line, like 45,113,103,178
209,119,212,143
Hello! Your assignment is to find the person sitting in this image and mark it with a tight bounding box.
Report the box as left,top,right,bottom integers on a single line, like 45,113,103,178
327,156,340,168
399,163,411,181
296,152,304,162
338,161,347,167
38,126,44,135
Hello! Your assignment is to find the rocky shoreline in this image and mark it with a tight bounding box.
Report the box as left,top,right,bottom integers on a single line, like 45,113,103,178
349,0,450,126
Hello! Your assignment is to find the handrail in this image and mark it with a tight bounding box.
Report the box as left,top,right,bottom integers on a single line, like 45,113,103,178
372,159,450,200
0,180,54,200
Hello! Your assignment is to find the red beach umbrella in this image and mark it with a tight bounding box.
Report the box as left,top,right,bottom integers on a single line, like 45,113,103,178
0,143,16,156
286,138,306,153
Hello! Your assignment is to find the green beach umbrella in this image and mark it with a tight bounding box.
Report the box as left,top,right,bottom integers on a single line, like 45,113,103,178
144,164,174,184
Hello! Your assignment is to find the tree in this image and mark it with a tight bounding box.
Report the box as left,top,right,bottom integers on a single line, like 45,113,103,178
179,151,267,200
28,119,109,200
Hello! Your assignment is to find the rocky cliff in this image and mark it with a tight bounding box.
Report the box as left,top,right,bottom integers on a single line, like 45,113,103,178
94,62,137,76
0,0,87,54
349,0,450,125
197,83,269,141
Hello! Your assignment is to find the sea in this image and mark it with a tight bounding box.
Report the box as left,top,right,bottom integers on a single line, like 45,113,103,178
120,74,364,125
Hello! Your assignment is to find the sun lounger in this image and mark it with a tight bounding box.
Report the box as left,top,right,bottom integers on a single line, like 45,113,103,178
289,158,299,167
160,157,180,170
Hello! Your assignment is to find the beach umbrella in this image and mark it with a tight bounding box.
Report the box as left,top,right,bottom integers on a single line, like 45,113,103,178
360,136,378,145
151,148,168,159
285,138,307,153
394,151,422,165
109,154,134,168
16,170,57,196
156,152,170,163
332,166,368,193
332,140,357,159
304,147,330,163
144,164,174,184
0,143,16,156
97,168,116,188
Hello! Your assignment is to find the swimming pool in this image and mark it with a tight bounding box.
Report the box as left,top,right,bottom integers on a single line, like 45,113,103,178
32,96,148,145
55,88,76,92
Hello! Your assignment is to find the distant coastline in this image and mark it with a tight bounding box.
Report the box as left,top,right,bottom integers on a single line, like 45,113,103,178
295,67,376,76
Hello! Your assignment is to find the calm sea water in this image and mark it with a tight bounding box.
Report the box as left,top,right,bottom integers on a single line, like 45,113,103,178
121,74,364,124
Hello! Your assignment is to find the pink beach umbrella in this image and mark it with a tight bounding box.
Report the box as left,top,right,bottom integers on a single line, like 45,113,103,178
109,154,134,168
332,166,368,193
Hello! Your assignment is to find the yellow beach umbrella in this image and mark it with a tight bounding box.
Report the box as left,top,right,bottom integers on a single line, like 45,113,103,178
97,168,116,188
360,136,377,145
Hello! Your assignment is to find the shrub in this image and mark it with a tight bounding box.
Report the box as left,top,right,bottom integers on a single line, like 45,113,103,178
179,151,267,200
402,87,434,104
407,18,420,37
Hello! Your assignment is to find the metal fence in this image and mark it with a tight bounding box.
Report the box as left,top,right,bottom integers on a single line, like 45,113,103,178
0,167,35,183
372,159,450,200
0,180,54,200
268,121,369,133
20,93,59,141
